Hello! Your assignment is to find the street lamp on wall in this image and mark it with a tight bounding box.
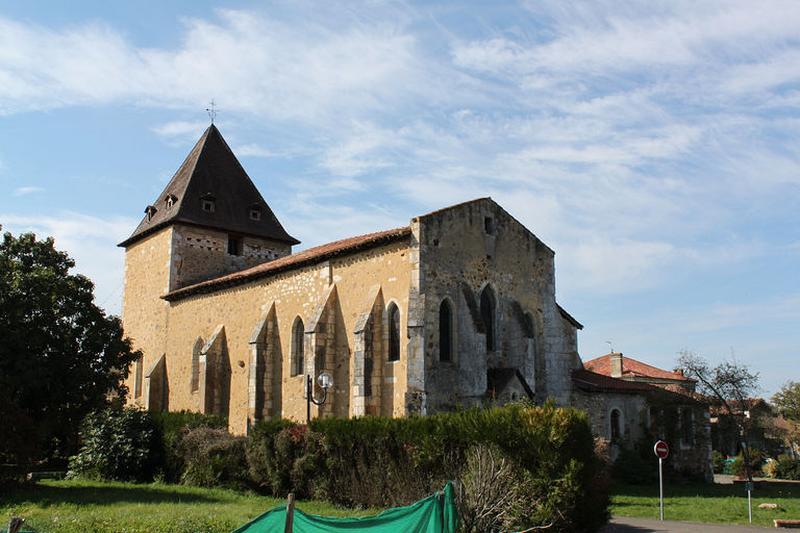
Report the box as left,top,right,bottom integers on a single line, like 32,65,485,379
306,371,334,423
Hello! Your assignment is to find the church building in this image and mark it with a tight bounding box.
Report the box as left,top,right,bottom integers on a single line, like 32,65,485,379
119,124,710,479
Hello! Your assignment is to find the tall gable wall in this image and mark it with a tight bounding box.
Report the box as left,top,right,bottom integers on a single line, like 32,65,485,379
417,199,579,409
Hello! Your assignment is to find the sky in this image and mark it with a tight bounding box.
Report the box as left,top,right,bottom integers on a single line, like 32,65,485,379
0,1,797,397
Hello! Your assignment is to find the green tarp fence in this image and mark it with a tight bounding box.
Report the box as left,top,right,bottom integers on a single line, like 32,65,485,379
233,482,457,533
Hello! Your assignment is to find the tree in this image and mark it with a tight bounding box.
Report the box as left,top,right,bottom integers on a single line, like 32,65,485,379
0,228,140,465
677,350,760,480
773,382,800,422
773,382,800,458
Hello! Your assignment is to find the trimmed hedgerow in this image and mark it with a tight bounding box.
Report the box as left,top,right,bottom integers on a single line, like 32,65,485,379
246,403,608,532
150,410,227,482
178,427,248,488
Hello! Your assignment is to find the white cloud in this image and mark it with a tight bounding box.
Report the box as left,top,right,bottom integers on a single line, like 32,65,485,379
151,120,209,140
0,9,429,125
13,186,44,196
235,144,283,158
1,3,798,298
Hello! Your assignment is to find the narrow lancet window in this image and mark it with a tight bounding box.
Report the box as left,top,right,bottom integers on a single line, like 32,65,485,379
480,285,496,352
292,317,304,376
439,299,453,362
388,303,400,362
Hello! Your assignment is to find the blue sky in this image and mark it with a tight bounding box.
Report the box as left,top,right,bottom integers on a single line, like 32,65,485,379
1,1,797,397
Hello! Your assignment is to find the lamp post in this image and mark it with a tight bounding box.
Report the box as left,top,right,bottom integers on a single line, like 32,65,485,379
306,371,334,423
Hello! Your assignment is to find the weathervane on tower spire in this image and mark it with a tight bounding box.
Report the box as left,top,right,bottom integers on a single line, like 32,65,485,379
206,99,217,124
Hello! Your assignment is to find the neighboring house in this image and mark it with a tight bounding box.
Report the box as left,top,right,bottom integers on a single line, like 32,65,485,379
578,353,712,480
584,352,696,392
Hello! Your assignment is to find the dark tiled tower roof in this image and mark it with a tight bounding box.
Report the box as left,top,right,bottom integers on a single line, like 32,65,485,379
119,124,299,248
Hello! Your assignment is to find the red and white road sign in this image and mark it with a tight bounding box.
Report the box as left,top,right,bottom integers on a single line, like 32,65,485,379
654,440,669,460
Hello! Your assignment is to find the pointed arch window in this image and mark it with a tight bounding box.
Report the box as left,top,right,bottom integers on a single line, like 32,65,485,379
480,285,496,352
364,317,374,397
524,312,535,339
388,303,400,362
291,317,304,376
190,337,203,393
133,356,143,398
439,299,454,362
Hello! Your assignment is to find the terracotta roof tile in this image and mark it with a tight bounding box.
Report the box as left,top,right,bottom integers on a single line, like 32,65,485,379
163,226,411,301
584,353,694,382
572,369,655,393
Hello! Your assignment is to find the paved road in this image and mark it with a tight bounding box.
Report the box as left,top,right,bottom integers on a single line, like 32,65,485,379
601,517,770,532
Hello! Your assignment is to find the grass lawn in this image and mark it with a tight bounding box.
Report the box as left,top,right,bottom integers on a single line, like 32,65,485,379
1,479,377,533
611,480,800,528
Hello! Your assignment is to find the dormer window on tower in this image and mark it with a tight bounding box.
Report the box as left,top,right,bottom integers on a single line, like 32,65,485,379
201,194,216,213
249,206,262,221
144,205,157,222
165,194,177,210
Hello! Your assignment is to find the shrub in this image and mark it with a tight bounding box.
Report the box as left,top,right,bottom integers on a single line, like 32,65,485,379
245,404,607,532
613,446,656,485
245,420,302,495
68,408,160,482
762,458,778,478
455,445,524,533
150,411,227,482
775,455,800,480
712,450,726,474
179,427,247,488
731,448,765,478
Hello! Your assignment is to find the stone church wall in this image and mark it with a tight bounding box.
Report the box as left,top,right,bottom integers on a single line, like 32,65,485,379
121,227,174,409
170,225,291,290
152,238,412,434
414,199,578,411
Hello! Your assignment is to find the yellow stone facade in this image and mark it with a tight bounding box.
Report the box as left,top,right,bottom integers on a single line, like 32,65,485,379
123,223,415,434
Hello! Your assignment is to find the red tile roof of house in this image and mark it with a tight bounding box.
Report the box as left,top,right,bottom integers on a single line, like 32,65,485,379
163,226,411,301
583,353,694,382
572,369,655,393
573,369,705,406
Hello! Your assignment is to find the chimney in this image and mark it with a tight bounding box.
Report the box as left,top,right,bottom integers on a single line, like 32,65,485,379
610,352,624,378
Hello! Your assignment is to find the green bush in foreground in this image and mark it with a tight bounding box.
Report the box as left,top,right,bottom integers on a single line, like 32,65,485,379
247,403,608,532
151,410,227,483
69,408,227,484
68,408,160,482
179,427,248,488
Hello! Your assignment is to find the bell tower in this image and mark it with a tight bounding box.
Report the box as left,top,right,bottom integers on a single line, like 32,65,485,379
118,124,298,407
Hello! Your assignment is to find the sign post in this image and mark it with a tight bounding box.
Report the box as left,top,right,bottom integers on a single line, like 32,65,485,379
653,440,669,521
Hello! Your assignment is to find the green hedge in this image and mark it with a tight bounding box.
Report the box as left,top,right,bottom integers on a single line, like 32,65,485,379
70,405,608,531
247,404,608,532
69,409,227,483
